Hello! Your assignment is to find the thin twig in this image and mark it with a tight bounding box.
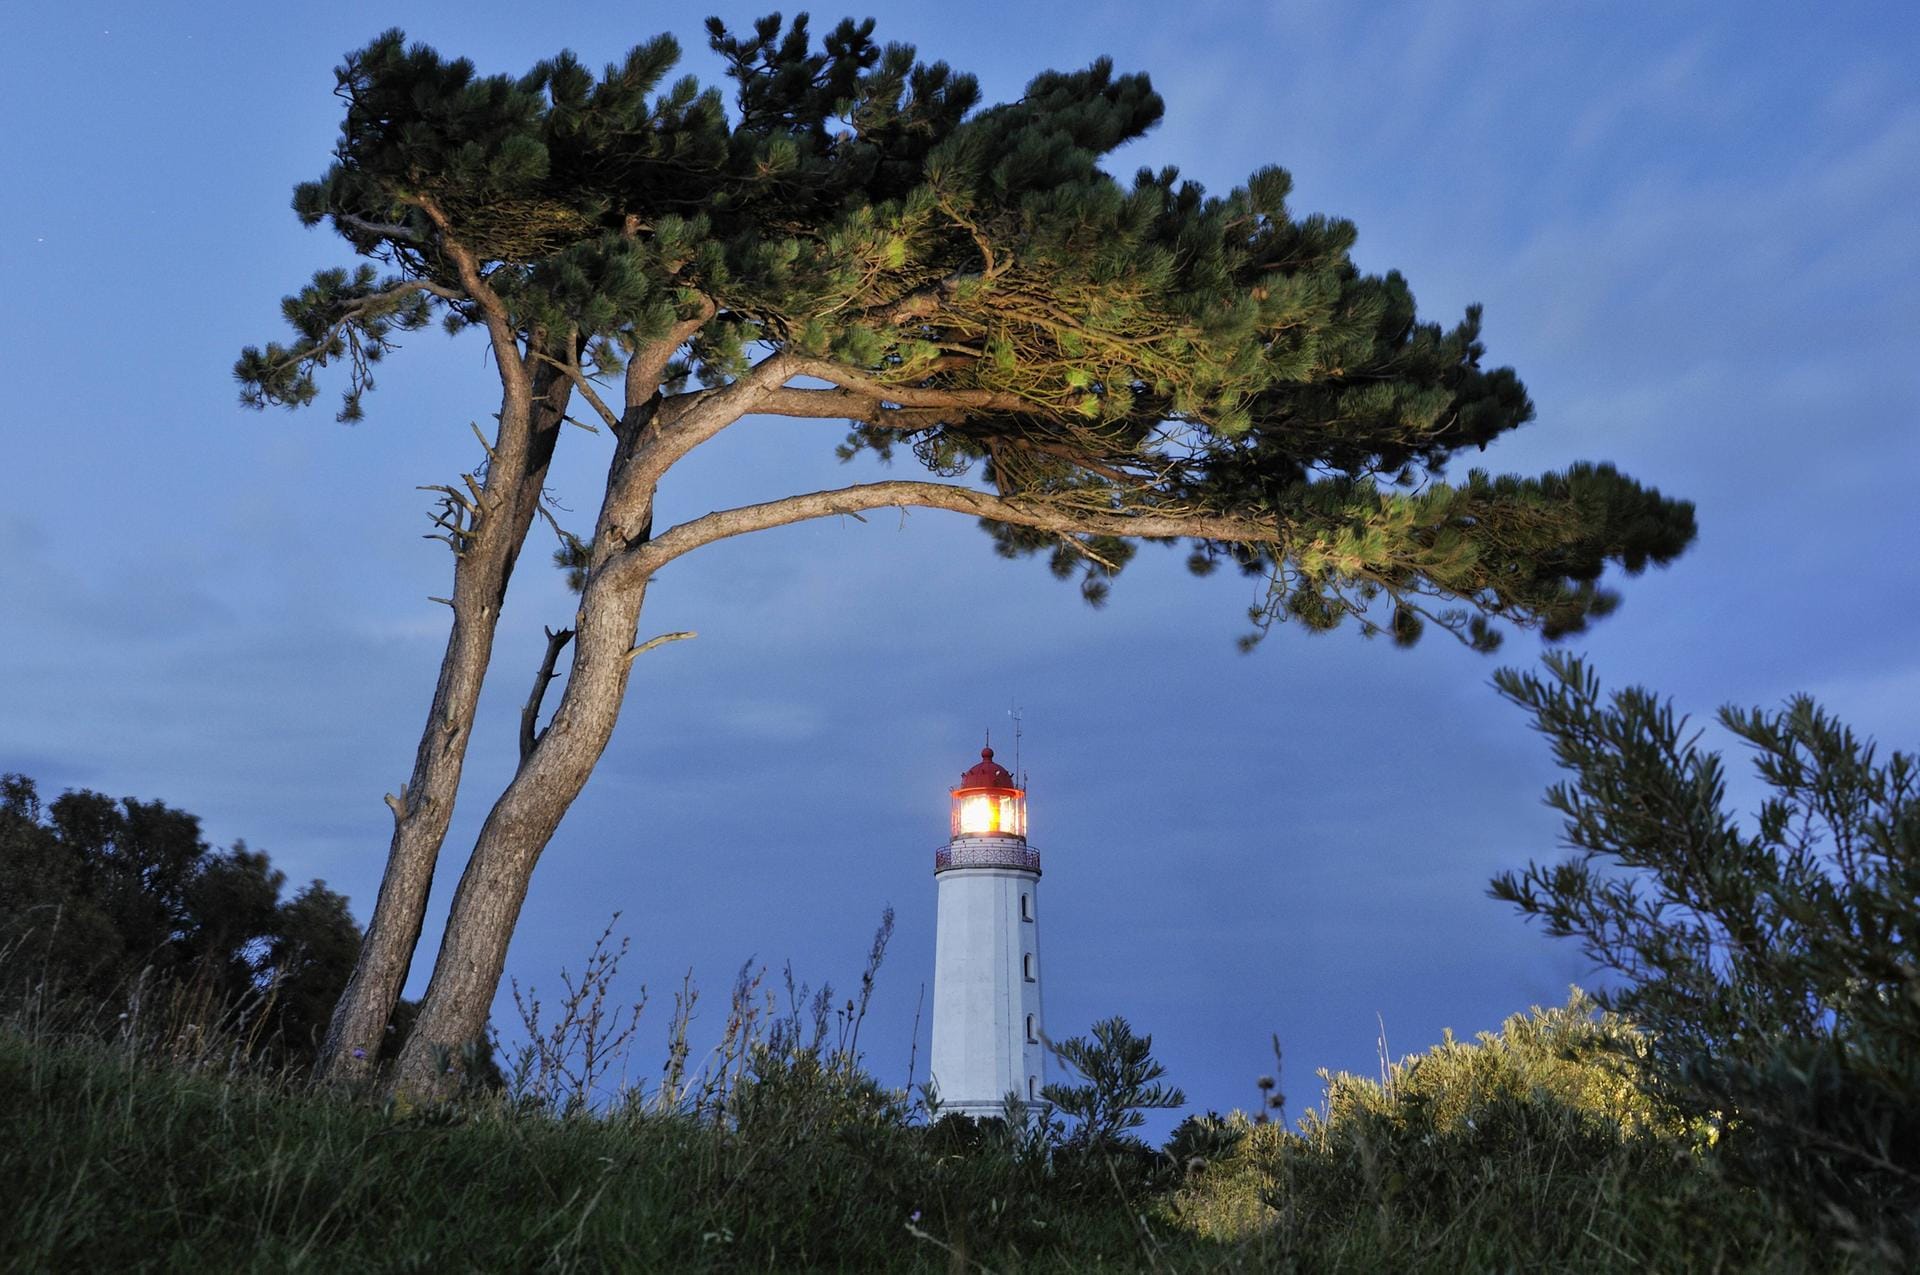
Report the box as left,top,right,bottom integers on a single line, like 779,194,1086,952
624,631,696,664
468,420,498,463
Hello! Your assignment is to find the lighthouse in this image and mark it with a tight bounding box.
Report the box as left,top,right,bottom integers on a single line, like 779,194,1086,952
929,745,1046,1117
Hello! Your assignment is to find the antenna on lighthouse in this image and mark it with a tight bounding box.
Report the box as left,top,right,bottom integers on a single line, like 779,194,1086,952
1008,702,1025,788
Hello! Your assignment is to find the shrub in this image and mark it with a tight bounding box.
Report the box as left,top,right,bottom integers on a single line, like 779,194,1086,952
1174,996,1816,1271
1493,654,1920,1254
1043,1015,1186,1152
0,773,360,1065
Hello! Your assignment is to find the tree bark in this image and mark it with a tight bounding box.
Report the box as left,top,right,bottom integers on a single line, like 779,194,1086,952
314,364,572,1082
370,328,718,1095
391,570,655,1095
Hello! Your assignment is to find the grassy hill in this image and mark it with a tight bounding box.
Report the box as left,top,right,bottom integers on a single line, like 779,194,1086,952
0,997,1847,1273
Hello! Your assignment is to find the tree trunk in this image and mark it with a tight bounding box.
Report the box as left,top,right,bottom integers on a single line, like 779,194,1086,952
390,570,653,1097
314,368,573,1082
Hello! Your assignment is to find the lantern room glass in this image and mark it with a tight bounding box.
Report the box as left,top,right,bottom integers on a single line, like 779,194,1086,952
951,788,1027,838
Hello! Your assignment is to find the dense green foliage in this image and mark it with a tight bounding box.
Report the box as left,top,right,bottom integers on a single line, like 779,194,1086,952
1494,657,1920,1255
1175,997,1832,1271
0,829,1870,1268
0,773,359,1064
239,17,1694,646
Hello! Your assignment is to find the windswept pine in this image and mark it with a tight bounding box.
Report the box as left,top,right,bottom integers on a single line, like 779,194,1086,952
236,17,1695,1097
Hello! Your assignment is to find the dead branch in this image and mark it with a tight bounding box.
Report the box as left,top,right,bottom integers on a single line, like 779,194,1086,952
333,212,425,245
624,630,697,664
520,626,577,762
1056,532,1123,573
531,346,623,431
534,500,587,560
416,483,478,515
468,420,499,463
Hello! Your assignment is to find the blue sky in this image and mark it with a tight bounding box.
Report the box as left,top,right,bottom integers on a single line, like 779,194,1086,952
3,0,1916,1124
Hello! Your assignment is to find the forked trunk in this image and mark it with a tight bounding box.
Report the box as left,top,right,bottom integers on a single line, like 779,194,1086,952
314,369,572,1082
390,573,652,1097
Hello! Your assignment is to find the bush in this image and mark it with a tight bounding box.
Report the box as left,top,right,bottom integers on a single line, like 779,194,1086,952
1043,1015,1186,1152
1493,654,1920,1255
0,773,361,1065
1174,996,1820,1271
0,772,500,1079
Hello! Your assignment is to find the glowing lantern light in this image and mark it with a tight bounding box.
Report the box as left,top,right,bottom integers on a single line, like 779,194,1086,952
950,746,1026,839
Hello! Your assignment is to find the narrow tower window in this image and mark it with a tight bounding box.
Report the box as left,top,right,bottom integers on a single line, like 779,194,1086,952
1023,952,1037,982
1026,1014,1038,1043
1020,893,1033,921
1028,1075,1038,1101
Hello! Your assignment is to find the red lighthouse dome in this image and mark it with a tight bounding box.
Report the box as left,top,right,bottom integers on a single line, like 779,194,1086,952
959,746,1013,790
950,746,1027,839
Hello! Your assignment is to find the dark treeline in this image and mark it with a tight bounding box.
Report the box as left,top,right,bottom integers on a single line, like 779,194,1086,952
0,773,387,1067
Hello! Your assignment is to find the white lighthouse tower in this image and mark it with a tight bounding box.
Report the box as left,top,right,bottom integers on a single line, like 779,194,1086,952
929,745,1046,1116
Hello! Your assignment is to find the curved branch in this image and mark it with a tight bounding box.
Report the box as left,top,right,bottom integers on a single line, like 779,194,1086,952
413,195,531,401
756,386,873,419
624,296,718,410
627,480,1280,578
625,630,697,663
631,349,802,478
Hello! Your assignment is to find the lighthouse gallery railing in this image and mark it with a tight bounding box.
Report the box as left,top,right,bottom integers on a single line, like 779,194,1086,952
934,842,1042,874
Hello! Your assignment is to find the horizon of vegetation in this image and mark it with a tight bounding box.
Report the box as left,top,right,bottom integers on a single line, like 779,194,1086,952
4,653,1915,1268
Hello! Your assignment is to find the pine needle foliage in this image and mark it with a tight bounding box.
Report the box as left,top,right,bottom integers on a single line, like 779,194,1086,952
237,17,1693,646
1493,656,1920,1255
1043,1015,1187,1152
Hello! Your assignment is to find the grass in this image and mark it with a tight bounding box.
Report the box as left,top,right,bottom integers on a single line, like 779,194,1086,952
0,995,1877,1273
0,921,1886,1272
0,1026,1151,1271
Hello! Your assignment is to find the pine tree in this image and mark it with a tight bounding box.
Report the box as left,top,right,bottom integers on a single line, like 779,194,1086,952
1043,1016,1186,1151
239,19,1695,1094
